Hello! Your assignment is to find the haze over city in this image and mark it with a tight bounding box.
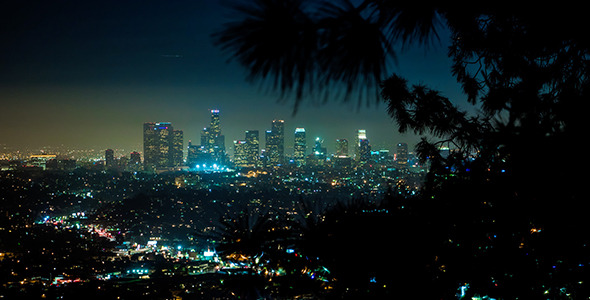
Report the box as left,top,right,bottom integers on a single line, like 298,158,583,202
1,2,587,299
0,0,466,154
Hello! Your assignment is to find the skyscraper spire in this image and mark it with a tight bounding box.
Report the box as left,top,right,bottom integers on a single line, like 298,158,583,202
196,109,226,168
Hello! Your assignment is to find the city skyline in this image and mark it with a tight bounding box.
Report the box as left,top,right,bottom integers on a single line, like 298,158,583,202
0,109,421,160
2,4,584,298
0,0,467,154
144,110,414,161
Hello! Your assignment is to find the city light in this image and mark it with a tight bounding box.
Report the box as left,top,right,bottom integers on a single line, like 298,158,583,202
3,3,584,297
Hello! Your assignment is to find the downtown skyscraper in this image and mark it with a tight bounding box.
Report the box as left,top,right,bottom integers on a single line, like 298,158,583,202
293,128,306,166
187,109,227,169
233,130,260,168
396,142,408,169
143,122,183,170
233,140,248,167
265,119,284,166
200,109,226,165
245,130,259,167
201,110,225,161
357,129,371,165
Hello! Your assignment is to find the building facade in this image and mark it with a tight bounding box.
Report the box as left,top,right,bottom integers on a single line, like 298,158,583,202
233,140,248,168
357,130,371,165
265,119,285,166
293,128,306,166
143,122,183,170
245,130,259,167
396,142,408,169
200,109,226,166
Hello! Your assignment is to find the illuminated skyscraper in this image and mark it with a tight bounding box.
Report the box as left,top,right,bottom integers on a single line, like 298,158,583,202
200,109,226,165
357,130,371,164
210,109,221,137
294,128,306,166
187,141,197,166
245,130,259,167
171,129,184,167
143,122,183,170
396,142,408,169
233,140,248,168
200,127,210,148
144,122,170,169
265,119,285,166
359,139,371,164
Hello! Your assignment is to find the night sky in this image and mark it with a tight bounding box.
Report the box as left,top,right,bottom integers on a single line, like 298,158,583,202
1,0,467,156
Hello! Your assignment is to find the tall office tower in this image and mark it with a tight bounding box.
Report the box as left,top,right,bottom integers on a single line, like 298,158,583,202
335,139,348,157
210,109,221,135
200,109,226,165
171,129,184,167
245,130,259,167
293,128,306,166
203,128,212,151
357,130,371,164
144,122,169,169
187,141,197,166
143,122,183,170
105,149,115,169
356,130,366,160
396,142,408,169
263,130,272,165
265,119,285,166
233,140,248,168
273,120,285,160
359,139,371,163
200,127,210,148
209,109,223,153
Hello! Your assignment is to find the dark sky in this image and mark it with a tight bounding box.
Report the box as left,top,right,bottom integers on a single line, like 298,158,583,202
0,0,467,156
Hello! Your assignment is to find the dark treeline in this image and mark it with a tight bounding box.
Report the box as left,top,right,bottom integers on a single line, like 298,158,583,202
211,2,588,299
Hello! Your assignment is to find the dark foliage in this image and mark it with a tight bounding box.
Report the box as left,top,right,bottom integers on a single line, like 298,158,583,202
213,0,395,112
213,2,589,298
